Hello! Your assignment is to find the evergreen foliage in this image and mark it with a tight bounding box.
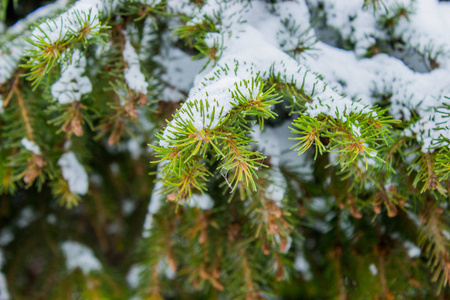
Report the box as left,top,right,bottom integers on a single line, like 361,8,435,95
0,0,450,299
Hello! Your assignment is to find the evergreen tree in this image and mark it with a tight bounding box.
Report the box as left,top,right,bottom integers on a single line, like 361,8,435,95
1,0,450,299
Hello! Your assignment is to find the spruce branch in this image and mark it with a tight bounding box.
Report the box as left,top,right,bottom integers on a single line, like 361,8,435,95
51,177,81,208
3,0,450,298
48,100,88,137
290,107,395,170
363,0,388,12
173,15,218,48
22,7,109,87
153,78,281,201
241,171,295,253
418,202,450,293
267,75,313,115
409,152,446,195
436,149,450,182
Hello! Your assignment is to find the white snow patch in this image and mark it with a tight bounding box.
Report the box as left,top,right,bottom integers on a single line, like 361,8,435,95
294,252,312,281
58,152,89,195
157,257,176,280
123,33,148,94
0,229,13,246
265,168,287,206
61,241,101,274
369,263,378,276
160,1,360,148
17,206,36,228
443,230,450,240
188,194,214,210
21,138,41,155
0,272,9,300
275,234,292,254
127,139,142,160
127,264,145,288
30,1,102,45
143,163,166,236
0,250,8,299
309,197,329,213
403,241,421,258
46,214,57,225
51,50,92,104
122,200,136,216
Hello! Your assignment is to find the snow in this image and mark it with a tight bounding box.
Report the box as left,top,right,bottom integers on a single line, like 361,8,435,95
251,120,314,195
351,124,361,137
396,0,450,65
274,0,315,57
127,264,145,288
153,44,210,99
148,182,164,215
0,270,9,300
1,0,447,155
46,214,57,225
167,0,200,16
130,256,176,284
443,230,450,240
143,169,214,235
58,152,89,195
403,241,421,258
123,33,148,94
143,179,164,234
338,212,355,238
407,212,422,227
127,139,142,160
368,150,377,158
299,0,450,152
2,0,120,87
21,138,41,155
139,18,155,61
122,199,136,216
0,252,8,300
1,3,450,291
60,241,101,274
294,252,312,280
309,197,329,213
0,0,69,85
109,163,120,176
0,229,13,246
0,249,8,298
265,169,287,206
160,1,365,147
188,193,214,210
30,1,102,45
165,0,450,151
317,0,383,56
51,50,92,104
161,87,185,102
143,164,166,236
369,263,378,276
17,206,36,228
0,39,26,84
302,42,450,152
157,257,176,279
275,234,292,253
313,219,332,233
8,0,70,35
294,252,309,272
242,120,315,206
